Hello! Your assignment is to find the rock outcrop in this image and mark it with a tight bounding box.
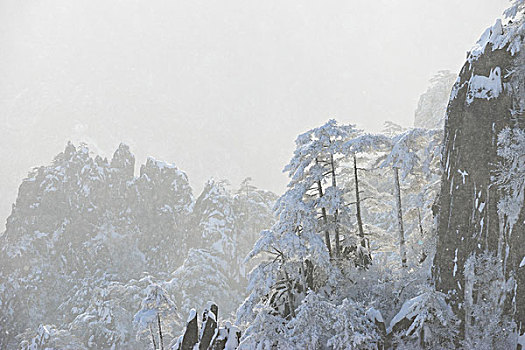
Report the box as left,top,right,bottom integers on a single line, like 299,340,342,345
174,304,241,350
432,16,525,342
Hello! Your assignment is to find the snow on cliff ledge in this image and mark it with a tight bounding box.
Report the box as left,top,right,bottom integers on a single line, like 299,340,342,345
465,67,503,104
450,16,525,103
468,19,524,65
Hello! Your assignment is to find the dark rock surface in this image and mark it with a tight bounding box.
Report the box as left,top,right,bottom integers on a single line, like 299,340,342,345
432,18,525,337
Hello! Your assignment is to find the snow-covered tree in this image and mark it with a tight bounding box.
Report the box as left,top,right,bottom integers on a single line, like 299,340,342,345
388,286,458,349
238,306,294,350
238,121,396,348
239,121,361,346
379,128,442,267
282,119,360,258
65,277,151,349
496,127,525,229
234,177,277,274
238,192,333,324
504,0,525,19
462,252,517,350
170,179,275,319
189,179,236,256
496,126,525,344
18,324,85,350
288,293,382,350
382,121,406,137
134,283,178,350
169,248,237,318
343,133,391,267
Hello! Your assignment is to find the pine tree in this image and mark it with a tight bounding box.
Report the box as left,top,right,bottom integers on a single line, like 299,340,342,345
461,252,516,349
282,119,361,258
388,285,458,349
379,128,442,267
343,133,391,267
134,283,178,350
504,0,525,19
238,121,391,348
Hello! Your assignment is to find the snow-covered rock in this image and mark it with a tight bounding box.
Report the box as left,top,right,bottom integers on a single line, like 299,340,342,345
433,9,525,344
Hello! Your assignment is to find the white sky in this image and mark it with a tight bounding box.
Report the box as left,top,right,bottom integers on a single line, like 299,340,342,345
0,0,511,221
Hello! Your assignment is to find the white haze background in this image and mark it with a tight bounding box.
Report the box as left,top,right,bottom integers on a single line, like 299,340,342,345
0,0,510,225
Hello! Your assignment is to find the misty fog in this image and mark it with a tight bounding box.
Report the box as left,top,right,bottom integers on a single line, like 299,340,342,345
0,0,509,224
3,1,525,349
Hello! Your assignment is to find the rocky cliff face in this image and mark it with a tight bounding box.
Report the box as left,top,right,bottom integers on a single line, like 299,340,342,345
432,17,525,339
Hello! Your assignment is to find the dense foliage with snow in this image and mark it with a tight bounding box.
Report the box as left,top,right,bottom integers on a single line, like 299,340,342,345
0,143,276,348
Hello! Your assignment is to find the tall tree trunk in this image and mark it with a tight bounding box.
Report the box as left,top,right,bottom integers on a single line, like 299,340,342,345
353,154,366,247
316,159,332,258
157,314,164,350
417,207,424,236
354,154,372,268
149,324,157,350
330,154,341,258
304,259,314,290
393,167,407,267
